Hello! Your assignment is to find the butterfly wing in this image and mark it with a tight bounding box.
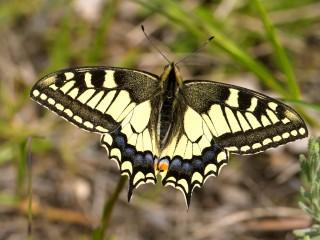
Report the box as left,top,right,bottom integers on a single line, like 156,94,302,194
31,67,161,200
160,80,307,206
182,80,308,153
159,98,228,206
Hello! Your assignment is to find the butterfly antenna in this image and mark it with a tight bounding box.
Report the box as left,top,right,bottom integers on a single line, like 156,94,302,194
141,25,171,64
175,36,215,65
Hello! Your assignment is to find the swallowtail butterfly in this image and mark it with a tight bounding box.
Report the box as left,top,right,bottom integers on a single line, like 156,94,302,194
30,62,307,206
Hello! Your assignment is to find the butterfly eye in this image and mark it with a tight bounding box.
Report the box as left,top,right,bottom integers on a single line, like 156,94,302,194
163,64,170,71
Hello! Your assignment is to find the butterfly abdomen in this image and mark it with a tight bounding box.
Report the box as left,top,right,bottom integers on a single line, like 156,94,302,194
159,98,175,146
159,65,179,148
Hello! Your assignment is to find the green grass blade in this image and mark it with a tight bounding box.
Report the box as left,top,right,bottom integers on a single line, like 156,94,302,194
16,139,28,196
252,0,300,99
92,176,126,240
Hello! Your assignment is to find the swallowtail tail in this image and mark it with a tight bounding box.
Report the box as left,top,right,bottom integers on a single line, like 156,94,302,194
30,63,307,206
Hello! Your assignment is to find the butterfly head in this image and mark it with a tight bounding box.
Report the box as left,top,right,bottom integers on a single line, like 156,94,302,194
160,62,183,88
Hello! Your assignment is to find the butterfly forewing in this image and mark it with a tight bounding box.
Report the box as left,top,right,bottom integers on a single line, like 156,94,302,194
31,67,162,199
181,80,308,154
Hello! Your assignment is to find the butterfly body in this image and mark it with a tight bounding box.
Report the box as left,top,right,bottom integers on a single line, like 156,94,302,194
31,63,307,207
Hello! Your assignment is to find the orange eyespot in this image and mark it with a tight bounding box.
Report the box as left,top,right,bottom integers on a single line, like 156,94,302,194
154,158,169,172
158,161,169,171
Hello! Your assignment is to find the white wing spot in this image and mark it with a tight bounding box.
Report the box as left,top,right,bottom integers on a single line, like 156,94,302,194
299,128,306,135
55,103,64,111
291,130,298,136
64,109,73,117
49,84,58,90
263,138,272,145
103,70,117,88
32,89,40,97
282,132,290,139
268,102,278,111
225,146,238,152
64,72,74,80
83,121,94,129
281,117,290,124
73,115,82,123
96,126,108,132
85,72,93,87
40,93,47,100
47,98,55,105
252,143,262,149
226,88,239,108
240,145,250,152
247,97,258,112
273,135,282,142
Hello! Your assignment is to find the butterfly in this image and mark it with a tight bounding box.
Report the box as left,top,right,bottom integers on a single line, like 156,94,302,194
30,62,308,207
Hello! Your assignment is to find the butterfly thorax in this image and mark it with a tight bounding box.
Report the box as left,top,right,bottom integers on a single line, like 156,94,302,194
158,63,183,149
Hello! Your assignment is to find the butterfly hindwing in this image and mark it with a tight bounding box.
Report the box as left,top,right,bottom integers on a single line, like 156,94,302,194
181,80,308,154
159,99,228,206
100,97,161,200
31,67,161,199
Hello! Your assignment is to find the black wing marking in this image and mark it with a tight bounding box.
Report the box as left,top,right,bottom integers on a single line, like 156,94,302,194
181,80,308,154
30,67,161,199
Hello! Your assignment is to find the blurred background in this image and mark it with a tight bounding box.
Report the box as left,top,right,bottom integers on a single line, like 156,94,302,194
0,0,320,239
